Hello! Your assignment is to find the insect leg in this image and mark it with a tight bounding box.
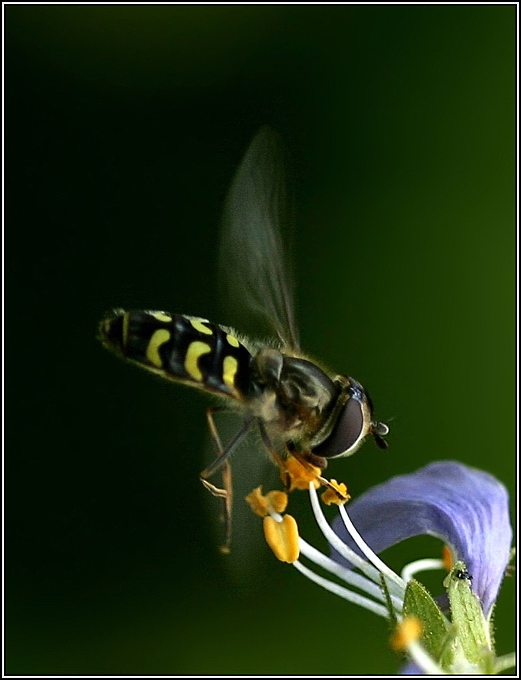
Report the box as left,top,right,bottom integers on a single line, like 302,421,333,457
200,407,253,553
254,421,290,479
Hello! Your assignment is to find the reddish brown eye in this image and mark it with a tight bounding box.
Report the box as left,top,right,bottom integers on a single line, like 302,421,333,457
312,397,365,459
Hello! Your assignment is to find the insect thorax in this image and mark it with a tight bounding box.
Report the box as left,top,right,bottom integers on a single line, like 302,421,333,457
249,347,341,448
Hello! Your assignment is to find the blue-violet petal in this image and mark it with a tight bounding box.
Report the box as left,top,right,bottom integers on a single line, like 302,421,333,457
332,461,512,615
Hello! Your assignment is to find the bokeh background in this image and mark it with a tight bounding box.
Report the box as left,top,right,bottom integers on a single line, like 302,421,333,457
6,5,516,675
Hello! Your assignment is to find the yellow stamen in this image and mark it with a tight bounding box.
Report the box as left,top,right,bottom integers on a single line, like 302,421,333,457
283,456,321,491
442,545,453,571
263,515,300,563
321,479,350,506
245,486,289,517
267,490,289,514
390,617,422,651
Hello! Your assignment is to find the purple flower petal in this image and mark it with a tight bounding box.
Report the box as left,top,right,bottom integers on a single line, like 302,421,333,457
332,461,512,615
401,661,423,674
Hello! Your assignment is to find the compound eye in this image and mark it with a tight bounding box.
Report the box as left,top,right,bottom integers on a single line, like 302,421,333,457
312,397,365,459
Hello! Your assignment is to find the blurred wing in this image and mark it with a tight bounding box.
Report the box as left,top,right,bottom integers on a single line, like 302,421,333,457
219,126,299,350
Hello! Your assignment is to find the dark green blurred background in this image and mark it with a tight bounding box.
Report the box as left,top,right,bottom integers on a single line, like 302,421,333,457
6,5,515,675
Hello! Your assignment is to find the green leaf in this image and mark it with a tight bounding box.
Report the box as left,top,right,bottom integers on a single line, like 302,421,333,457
403,578,451,665
446,561,494,671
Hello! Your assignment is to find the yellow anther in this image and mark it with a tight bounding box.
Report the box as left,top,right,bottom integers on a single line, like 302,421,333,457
245,486,289,517
266,490,289,514
263,515,300,563
321,479,350,506
245,486,267,516
390,617,422,651
283,456,321,491
442,545,453,571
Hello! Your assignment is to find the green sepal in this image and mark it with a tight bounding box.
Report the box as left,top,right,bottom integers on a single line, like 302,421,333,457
403,578,451,666
445,561,494,672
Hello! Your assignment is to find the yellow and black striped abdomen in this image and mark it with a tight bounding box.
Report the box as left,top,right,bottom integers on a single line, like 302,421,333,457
99,310,253,401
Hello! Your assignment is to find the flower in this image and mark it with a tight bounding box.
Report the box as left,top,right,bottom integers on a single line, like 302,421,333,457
249,460,514,674
330,461,512,617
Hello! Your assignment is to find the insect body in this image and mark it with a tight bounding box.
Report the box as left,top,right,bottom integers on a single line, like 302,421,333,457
99,127,388,551
100,312,253,400
100,310,387,464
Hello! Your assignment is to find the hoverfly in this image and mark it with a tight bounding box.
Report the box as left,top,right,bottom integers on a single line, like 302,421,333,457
99,127,388,552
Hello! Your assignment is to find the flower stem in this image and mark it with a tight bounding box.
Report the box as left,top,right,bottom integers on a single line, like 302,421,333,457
308,484,405,599
493,652,516,674
338,502,406,592
401,558,445,582
299,537,404,613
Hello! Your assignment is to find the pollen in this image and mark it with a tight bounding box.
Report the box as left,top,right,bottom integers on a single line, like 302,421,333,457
321,479,350,506
263,515,300,563
390,616,422,651
245,486,289,517
442,545,453,571
283,456,321,491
